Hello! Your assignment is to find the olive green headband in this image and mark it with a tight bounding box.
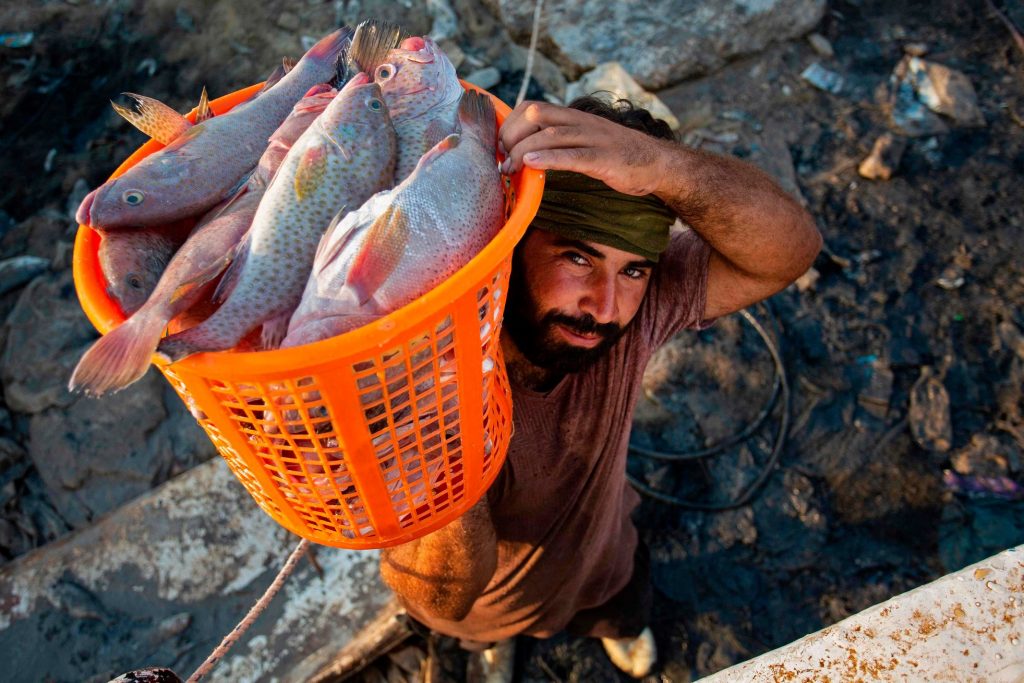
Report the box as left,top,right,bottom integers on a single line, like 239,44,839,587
531,170,676,261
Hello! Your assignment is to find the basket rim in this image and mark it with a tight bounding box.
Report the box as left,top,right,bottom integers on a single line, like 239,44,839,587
72,80,544,378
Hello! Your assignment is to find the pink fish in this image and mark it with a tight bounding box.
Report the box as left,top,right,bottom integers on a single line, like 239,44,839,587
96,221,193,315
75,28,352,229
283,89,503,347
365,35,463,182
153,74,397,363
69,86,338,396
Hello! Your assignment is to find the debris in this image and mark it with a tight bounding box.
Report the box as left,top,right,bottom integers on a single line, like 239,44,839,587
136,57,158,77
43,148,57,174
903,42,929,57
909,366,952,453
858,133,906,180
943,470,1024,500
858,359,894,419
889,56,984,133
794,266,820,293
936,263,965,290
464,66,501,90
800,62,844,94
0,32,34,48
565,62,681,130
807,33,835,59
175,8,196,33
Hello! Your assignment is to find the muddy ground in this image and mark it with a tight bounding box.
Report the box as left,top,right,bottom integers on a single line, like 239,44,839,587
1,0,1022,681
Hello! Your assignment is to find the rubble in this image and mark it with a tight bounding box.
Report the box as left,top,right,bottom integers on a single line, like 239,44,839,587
857,133,906,180
564,62,680,129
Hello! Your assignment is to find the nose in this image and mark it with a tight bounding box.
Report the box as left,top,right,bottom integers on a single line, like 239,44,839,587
578,275,618,325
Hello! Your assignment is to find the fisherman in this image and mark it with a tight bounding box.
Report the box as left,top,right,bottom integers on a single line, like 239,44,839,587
378,95,822,681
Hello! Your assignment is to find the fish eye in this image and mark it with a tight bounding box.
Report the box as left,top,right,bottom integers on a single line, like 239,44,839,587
376,64,394,80
367,98,383,111
127,274,143,289
122,190,145,206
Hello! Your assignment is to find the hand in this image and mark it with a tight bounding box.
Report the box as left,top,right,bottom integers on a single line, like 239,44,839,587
498,100,669,196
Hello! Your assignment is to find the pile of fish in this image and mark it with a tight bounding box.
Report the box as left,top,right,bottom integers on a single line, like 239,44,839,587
69,21,505,399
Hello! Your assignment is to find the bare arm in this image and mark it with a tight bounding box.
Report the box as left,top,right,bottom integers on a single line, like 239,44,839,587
379,496,497,622
498,101,822,319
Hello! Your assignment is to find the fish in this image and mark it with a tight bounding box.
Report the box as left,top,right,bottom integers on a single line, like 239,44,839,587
96,222,193,314
283,89,503,347
360,34,463,182
153,73,397,363
69,86,339,396
75,28,352,230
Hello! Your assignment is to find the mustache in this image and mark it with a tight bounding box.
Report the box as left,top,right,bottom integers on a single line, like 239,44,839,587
543,311,621,339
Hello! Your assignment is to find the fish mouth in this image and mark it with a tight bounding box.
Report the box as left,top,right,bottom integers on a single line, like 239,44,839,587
76,187,98,226
401,37,426,51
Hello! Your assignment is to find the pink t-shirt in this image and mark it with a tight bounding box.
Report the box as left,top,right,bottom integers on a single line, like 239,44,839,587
411,229,713,642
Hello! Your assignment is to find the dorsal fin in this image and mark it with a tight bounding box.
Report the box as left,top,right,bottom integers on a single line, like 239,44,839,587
111,93,192,144
458,90,497,143
194,86,214,123
349,19,403,74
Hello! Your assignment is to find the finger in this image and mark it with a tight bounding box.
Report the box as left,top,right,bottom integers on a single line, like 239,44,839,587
498,101,591,151
520,147,602,176
502,125,592,174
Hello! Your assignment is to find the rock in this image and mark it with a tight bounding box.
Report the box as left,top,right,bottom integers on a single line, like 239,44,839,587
0,458,393,683
801,62,844,94
564,62,680,130
485,0,827,89
807,33,835,59
427,0,459,42
903,42,929,57
950,433,1021,478
276,11,300,32
887,56,983,135
465,66,502,90
0,256,49,297
1,270,94,414
488,41,568,101
904,57,985,127
858,133,906,180
439,39,465,70
936,263,965,290
858,359,894,419
909,366,952,453
997,321,1024,360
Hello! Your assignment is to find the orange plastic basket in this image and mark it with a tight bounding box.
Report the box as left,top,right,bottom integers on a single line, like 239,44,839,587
73,82,544,549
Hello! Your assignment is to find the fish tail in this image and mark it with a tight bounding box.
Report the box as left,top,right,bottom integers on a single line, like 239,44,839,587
349,19,403,73
304,27,354,67
68,311,166,396
458,90,497,143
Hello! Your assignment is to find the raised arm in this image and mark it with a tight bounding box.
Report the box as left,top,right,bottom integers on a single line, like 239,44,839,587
499,101,822,320
379,496,497,621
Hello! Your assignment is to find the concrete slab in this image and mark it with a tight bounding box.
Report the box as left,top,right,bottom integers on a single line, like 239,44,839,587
0,458,389,683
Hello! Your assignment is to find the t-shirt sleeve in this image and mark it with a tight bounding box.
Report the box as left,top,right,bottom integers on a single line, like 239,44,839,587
637,227,715,350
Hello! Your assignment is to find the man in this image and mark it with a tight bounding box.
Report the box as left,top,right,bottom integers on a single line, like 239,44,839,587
378,95,822,680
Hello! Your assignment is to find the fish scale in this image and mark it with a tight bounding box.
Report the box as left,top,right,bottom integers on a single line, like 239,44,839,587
156,75,397,362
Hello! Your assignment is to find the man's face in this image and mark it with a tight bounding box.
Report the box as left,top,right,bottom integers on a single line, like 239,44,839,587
503,229,655,374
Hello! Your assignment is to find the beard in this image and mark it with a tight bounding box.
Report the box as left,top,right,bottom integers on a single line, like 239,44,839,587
503,257,629,375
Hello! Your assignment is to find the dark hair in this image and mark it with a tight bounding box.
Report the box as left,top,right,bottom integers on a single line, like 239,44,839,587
567,93,675,141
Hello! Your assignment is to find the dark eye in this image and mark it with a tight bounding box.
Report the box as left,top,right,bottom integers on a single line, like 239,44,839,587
127,274,143,289
122,190,145,205
623,267,646,280
376,64,394,80
367,98,383,111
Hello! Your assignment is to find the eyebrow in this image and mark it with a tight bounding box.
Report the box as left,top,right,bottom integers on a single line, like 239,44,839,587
551,237,656,270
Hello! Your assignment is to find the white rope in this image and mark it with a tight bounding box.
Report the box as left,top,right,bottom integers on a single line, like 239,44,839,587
515,0,545,107
186,538,311,682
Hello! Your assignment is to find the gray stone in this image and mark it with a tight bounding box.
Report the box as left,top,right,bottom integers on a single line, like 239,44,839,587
0,256,49,297
909,366,952,453
485,0,827,89
0,458,391,683
801,61,844,94
807,32,834,58
465,66,502,90
904,57,985,127
565,62,681,129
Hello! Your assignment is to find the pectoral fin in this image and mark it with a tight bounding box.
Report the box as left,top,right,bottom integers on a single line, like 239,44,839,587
111,93,192,144
294,145,329,200
345,205,409,305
